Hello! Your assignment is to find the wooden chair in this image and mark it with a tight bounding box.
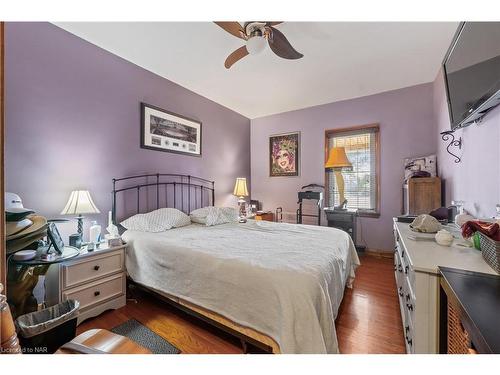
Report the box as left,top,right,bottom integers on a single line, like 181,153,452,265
0,283,150,354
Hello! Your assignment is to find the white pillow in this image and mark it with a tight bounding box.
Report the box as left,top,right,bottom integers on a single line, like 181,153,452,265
121,208,191,232
189,207,211,225
190,206,238,226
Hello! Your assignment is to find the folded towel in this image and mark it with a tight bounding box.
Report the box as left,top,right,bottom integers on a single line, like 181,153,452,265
462,220,500,241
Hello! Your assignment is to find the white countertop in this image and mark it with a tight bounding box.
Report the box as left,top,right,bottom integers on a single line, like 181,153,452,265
394,221,497,275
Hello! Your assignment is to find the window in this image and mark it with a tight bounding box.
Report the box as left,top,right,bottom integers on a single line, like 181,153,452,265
325,124,380,217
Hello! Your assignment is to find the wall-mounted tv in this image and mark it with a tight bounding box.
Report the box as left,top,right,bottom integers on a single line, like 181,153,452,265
443,22,500,130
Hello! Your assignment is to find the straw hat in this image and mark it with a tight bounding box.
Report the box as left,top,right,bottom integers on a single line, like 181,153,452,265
6,215,47,241
6,230,47,254
6,215,48,255
6,218,33,237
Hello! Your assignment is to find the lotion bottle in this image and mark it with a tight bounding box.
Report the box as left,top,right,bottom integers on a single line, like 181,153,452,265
89,221,101,244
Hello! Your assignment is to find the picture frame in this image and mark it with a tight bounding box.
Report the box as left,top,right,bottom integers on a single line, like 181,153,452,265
47,222,65,255
269,132,300,177
141,102,202,157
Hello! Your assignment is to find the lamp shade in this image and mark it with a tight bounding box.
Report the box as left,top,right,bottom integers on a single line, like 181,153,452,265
233,178,249,197
61,190,100,215
325,147,352,169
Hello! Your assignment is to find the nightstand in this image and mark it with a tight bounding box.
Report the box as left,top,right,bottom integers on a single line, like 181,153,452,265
46,243,127,325
324,209,365,251
253,212,275,222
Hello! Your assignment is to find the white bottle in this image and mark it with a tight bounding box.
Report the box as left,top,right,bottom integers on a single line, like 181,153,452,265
89,221,101,244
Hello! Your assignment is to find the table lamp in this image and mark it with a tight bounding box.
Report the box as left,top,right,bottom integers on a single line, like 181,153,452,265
325,147,352,210
61,190,100,237
233,178,249,222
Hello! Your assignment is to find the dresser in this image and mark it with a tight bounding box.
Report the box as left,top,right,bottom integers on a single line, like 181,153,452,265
393,220,495,353
46,244,127,324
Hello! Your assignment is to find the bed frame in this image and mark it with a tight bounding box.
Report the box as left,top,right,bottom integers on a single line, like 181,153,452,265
112,173,215,222
111,173,279,353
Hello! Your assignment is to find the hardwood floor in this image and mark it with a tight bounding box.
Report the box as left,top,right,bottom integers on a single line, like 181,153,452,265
77,254,405,354
336,254,406,353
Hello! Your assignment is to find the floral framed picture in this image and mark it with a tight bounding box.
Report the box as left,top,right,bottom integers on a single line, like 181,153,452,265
269,132,300,177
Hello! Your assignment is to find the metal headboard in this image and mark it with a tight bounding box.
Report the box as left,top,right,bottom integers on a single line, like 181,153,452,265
111,173,215,224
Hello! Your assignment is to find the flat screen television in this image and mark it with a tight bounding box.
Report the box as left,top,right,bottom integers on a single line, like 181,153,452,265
443,22,500,130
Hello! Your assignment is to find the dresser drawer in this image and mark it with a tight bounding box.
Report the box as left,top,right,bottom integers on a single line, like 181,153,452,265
403,275,416,326
403,307,415,354
62,273,125,311
62,250,124,289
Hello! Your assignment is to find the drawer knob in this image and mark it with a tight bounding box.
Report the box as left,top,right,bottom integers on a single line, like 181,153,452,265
405,265,409,274
405,293,411,302
398,287,403,297
398,264,403,273
94,265,100,271
406,336,413,346
94,291,100,297
406,303,413,311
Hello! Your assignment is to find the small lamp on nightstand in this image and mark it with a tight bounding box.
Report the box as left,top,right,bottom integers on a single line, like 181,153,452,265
325,147,352,210
233,178,249,223
61,190,100,240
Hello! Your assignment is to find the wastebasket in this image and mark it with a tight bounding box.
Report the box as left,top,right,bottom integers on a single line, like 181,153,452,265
15,299,80,354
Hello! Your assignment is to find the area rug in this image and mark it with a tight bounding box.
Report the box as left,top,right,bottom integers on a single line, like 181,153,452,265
111,319,180,354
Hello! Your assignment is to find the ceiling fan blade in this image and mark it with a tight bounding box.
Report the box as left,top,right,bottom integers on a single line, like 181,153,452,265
214,22,246,40
224,46,249,69
268,27,303,60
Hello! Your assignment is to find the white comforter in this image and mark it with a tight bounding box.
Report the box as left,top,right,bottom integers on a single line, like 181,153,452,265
122,220,360,353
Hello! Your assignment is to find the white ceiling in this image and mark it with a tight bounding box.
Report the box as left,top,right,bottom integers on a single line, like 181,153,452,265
54,22,459,119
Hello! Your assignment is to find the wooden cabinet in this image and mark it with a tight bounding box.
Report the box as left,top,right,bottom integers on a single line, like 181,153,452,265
46,245,126,325
403,177,441,215
254,212,274,222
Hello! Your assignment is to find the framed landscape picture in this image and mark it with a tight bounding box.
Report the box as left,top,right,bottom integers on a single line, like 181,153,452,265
141,102,202,156
269,132,300,177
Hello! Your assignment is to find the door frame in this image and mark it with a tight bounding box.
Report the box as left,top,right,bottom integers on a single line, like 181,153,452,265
1,22,6,289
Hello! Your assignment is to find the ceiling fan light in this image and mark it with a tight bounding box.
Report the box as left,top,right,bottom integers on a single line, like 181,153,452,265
246,36,266,55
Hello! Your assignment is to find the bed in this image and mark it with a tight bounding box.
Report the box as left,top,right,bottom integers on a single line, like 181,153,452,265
112,174,360,354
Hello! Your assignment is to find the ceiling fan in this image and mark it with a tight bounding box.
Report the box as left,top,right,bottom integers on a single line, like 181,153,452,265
214,21,304,69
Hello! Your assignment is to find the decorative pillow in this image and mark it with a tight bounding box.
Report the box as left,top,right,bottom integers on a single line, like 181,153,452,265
121,208,191,232
190,206,238,226
189,207,211,225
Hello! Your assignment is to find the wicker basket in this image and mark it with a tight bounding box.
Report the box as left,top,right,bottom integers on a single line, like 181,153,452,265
447,302,471,354
477,232,500,274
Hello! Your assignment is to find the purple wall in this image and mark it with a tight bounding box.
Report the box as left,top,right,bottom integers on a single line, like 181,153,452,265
251,84,436,251
433,69,500,218
5,22,251,240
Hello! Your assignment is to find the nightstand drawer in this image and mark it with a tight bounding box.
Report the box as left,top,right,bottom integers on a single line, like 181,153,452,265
62,250,124,289
62,273,125,311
